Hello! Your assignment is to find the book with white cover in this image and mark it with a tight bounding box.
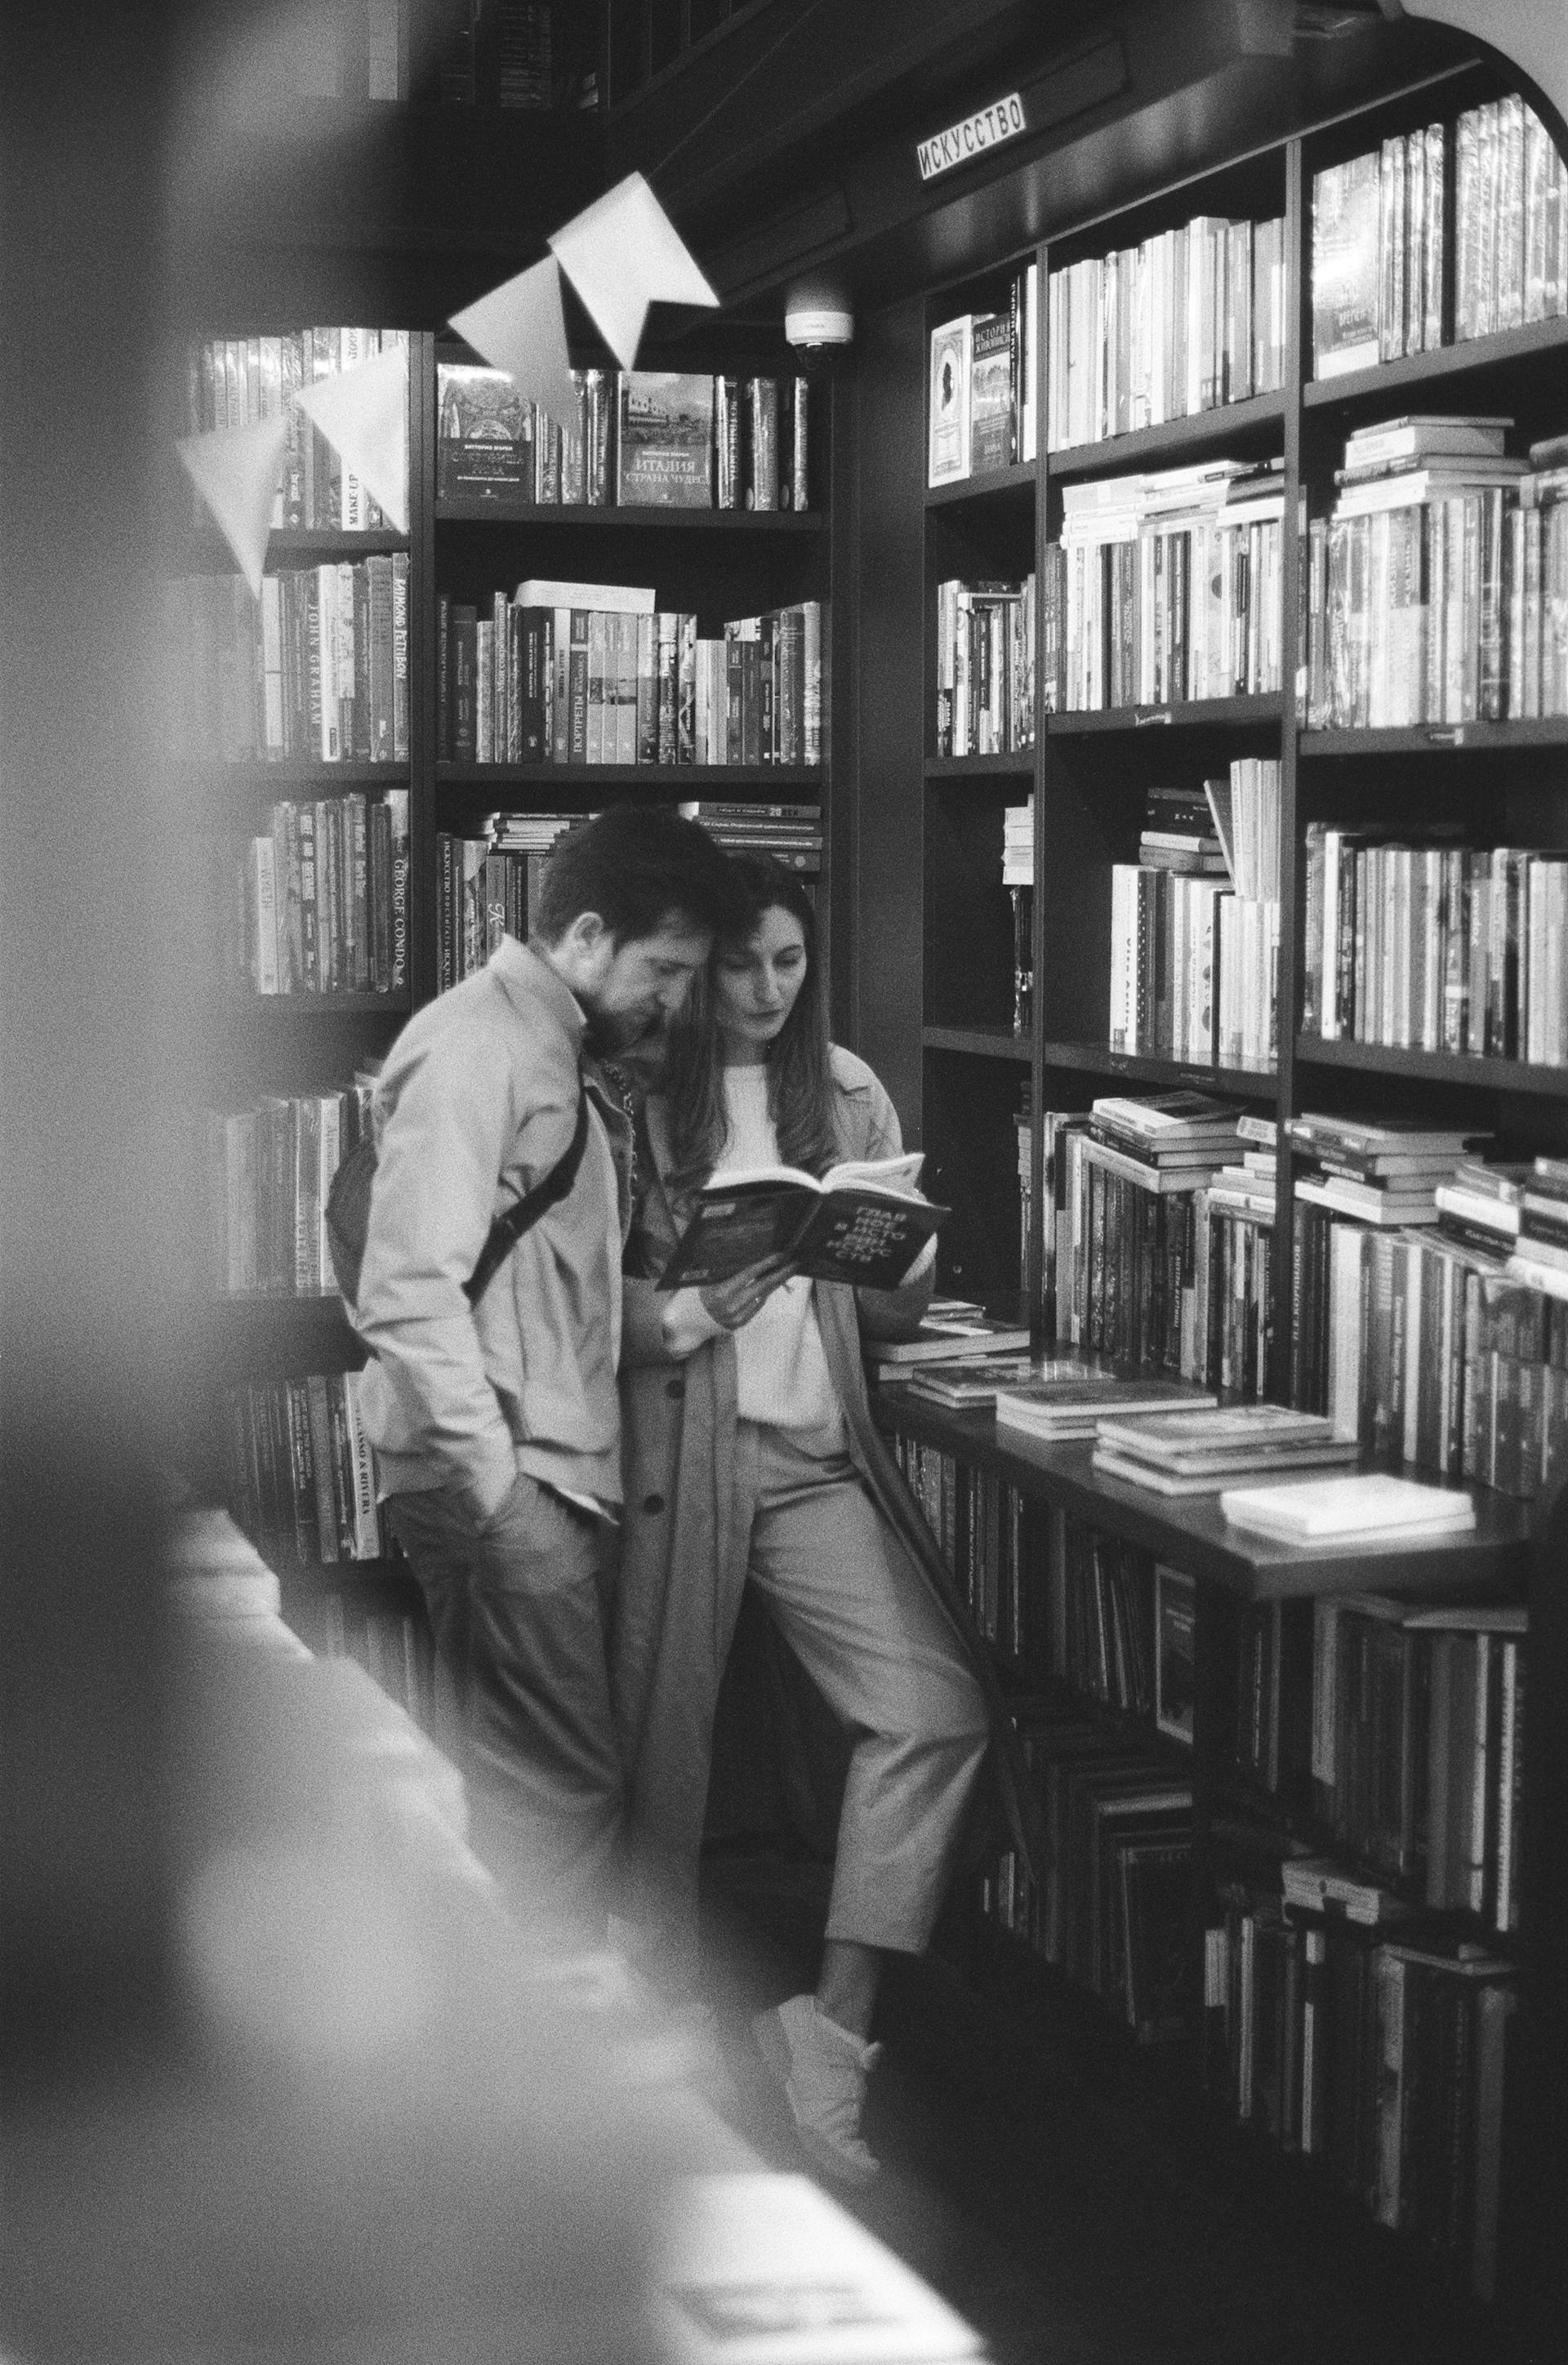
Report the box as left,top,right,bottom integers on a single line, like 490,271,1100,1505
1219,1472,1477,1543
514,578,657,611
659,2172,984,2365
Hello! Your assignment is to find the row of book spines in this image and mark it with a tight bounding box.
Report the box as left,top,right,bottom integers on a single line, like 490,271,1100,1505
199,1086,372,1300
439,369,808,513
435,840,550,995
1044,1137,1200,1377
234,792,410,997
1055,1521,1158,1717
1302,836,1568,1067
1107,869,1280,1070
982,1726,1192,2038
1047,214,1288,449
184,329,408,531
1304,492,1568,731
891,1433,1033,1659
1203,1894,1513,2300
1040,520,1285,714
1316,1608,1523,1927
167,558,411,767
933,577,1037,757
437,597,822,768
1291,1210,1568,1503
224,1372,384,1568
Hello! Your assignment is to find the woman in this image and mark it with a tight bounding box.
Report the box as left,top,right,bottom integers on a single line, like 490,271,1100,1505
612,854,1036,2185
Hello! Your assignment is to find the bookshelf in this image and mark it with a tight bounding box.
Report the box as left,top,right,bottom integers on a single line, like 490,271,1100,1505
852,38,1567,2348
180,318,836,1711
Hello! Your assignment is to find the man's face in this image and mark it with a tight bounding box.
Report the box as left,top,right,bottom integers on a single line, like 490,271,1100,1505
576,916,712,1053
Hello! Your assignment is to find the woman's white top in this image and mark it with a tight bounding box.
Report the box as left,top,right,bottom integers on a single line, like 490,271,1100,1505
661,1065,846,1441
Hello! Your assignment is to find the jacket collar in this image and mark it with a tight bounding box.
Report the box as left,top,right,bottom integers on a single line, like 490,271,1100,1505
490,936,586,1058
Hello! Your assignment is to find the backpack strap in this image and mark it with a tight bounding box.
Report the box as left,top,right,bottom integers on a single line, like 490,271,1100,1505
463,1089,590,1307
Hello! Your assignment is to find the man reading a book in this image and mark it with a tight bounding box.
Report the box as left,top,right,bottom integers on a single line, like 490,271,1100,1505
351,805,734,1944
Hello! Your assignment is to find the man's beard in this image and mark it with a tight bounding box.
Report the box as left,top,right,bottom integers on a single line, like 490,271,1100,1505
581,1002,663,1058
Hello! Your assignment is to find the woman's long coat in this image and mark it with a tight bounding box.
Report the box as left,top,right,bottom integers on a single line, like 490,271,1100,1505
610,1044,1041,1957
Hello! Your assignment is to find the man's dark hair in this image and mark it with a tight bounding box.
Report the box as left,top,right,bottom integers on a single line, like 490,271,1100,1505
533,804,735,947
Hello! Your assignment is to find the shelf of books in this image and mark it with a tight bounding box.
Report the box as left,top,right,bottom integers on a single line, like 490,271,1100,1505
881,46,1567,2337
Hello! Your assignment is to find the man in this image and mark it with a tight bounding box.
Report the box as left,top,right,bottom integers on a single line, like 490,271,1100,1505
353,805,733,1941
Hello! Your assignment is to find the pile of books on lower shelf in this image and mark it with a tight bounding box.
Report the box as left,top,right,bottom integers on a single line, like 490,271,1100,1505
865,1301,1031,1391
1203,1894,1514,2299
996,1370,1215,1441
1290,1111,1483,1228
675,801,822,876
985,1702,1192,2046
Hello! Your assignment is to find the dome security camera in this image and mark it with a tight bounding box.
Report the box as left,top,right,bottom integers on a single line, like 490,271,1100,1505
785,277,853,348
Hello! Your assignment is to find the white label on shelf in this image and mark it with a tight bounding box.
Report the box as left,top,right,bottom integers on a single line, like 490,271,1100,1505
915,93,1027,182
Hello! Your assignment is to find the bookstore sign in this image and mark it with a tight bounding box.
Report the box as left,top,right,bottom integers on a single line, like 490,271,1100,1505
915,94,1027,183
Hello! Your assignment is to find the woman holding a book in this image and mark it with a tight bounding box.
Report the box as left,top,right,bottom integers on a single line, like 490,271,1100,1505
612,853,1035,2184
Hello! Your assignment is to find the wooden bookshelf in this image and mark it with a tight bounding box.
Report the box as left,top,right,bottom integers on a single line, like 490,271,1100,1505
850,39,1567,2341
437,761,822,792
1294,1036,1568,1099
924,1024,1031,1062
434,498,823,531
1046,388,1287,479
872,1391,1532,1604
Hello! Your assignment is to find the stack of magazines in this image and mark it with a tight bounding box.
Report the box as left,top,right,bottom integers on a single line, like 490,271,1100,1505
1092,1404,1360,1495
995,1371,1214,1441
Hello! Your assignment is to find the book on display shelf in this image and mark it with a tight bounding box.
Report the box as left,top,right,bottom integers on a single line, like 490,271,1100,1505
927,314,973,486
866,1307,1032,1368
1093,1405,1360,1494
1218,1471,1478,1544
614,372,714,508
995,1372,1218,1441
898,1356,1044,1409
656,1153,945,1292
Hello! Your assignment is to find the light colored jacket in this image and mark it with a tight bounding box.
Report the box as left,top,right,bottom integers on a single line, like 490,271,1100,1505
354,938,632,1518
611,1044,1040,1951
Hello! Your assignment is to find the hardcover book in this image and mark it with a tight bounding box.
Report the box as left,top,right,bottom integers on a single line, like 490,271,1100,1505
969,310,1017,476
929,314,973,486
865,1309,1032,1366
657,1152,946,1290
615,372,715,508
1312,151,1382,379
437,362,532,501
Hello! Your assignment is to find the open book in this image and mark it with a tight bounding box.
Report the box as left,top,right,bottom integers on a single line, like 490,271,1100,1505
657,1151,947,1291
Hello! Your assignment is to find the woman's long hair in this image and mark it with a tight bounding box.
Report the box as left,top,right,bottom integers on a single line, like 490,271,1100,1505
662,855,839,1201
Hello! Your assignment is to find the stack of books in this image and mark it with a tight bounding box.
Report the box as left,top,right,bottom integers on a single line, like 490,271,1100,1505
1206,1115,1279,1220
1136,784,1228,875
901,1354,1051,1410
1092,1404,1359,1495
1092,1090,1246,1174
996,1371,1215,1441
1290,1113,1485,1228
1507,1157,1568,1300
675,802,822,876
1045,458,1284,712
866,1304,1031,1382
1218,1471,1478,1545
1432,1158,1526,1251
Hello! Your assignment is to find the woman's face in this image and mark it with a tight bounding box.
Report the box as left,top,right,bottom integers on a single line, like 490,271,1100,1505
713,902,809,1054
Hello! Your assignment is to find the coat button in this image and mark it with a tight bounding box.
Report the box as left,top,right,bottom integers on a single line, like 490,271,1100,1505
643,1493,665,1514
666,1378,685,1400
